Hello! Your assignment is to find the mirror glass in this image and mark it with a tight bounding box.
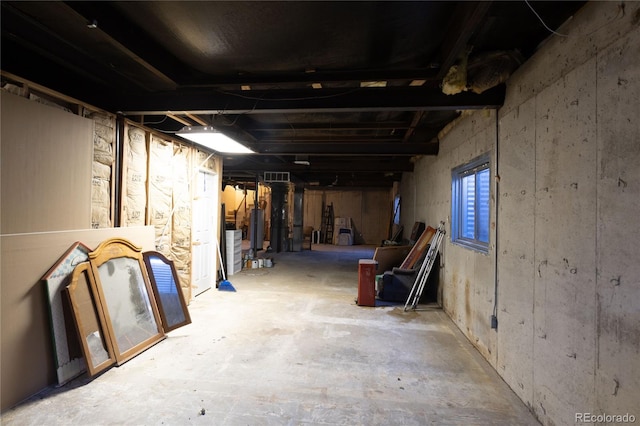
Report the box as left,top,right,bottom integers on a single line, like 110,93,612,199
143,252,192,332
66,262,115,376
97,257,159,353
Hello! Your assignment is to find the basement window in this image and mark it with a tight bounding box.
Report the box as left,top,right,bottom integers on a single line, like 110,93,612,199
393,195,401,225
451,154,490,253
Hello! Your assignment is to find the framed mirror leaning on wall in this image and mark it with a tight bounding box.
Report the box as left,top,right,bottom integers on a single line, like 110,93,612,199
143,251,192,332
65,261,116,377
88,238,165,365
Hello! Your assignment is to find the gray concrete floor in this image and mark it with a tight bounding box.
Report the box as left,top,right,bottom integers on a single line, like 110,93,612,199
2,244,539,426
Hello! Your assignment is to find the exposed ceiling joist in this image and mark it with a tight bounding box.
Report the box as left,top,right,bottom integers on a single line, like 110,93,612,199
185,113,208,126
117,85,506,116
1,0,585,189
222,158,415,173
256,142,438,156
166,113,192,127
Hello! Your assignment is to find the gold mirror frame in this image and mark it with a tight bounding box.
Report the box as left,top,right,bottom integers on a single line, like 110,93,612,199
89,238,165,365
65,262,116,377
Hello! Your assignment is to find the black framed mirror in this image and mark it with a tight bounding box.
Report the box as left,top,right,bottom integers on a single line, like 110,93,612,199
143,251,192,332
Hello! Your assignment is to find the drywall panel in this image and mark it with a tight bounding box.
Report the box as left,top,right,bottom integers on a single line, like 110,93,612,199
0,226,155,411
0,91,93,233
595,30,640,416
532,58,597,423
495,97,536,407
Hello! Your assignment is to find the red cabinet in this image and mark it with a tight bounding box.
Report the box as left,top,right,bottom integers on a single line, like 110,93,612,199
357,259,378,307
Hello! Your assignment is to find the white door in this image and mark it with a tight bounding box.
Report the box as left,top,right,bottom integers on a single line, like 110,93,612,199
192,170,218,297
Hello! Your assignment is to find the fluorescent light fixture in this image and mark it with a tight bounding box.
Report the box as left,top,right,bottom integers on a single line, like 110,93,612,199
176,126,254,154
360,81,387,88
294,155,310,166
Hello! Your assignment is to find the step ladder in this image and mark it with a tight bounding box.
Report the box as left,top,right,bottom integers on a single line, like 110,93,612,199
321,203,334,244
404,221,446,311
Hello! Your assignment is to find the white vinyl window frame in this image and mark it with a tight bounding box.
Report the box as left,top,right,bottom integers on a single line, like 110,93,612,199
451,154,491,253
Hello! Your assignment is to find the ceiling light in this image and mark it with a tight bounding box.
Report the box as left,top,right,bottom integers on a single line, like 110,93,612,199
360,81,387,88
241,85,251,91
176,126,254,154
294,155,310,166
311,83,322,89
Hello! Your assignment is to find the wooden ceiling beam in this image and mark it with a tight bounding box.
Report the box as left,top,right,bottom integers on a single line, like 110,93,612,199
184,113,208,126
166,113,193,127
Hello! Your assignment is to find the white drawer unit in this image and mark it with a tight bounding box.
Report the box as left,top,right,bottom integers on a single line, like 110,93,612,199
225,230,242,275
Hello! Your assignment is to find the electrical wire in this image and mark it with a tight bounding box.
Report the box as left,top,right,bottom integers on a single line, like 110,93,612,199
213,87,363,102
524,0,569,38
143,116,169,125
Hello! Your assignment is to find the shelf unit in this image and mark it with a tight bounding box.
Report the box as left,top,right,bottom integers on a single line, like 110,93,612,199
225,230,242,275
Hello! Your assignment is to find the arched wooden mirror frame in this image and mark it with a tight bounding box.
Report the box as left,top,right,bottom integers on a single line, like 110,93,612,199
65,261,116,377
88,238,165,365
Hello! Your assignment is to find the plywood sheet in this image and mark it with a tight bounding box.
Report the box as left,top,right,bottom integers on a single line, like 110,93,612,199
1,226,155,411
400,226,436,269
0,91,93,233
373,245,411,274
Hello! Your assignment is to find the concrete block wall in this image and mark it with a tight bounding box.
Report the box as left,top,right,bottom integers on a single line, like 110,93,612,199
399,2,640,425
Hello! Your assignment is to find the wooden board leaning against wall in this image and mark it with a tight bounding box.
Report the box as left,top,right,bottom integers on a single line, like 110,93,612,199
120,121,220,302
1,74,116,231
2,75,222,303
